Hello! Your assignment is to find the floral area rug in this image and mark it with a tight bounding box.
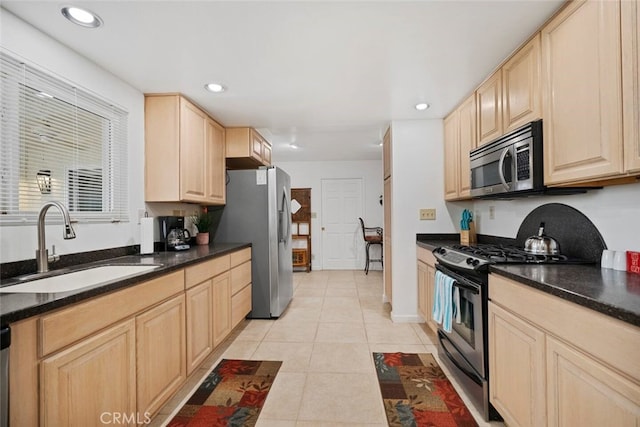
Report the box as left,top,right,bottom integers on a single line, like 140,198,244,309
373,352,478,427
167,359,282,427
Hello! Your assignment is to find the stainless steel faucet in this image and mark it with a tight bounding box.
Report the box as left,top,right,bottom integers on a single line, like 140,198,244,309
36,201,76,273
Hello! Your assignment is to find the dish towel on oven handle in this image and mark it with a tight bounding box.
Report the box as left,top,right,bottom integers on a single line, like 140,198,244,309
433,271,456,333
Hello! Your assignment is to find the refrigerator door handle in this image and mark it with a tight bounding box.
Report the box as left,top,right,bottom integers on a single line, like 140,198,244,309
279,187,291,244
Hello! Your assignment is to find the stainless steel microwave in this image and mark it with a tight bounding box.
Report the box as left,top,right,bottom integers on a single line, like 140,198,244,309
470,120,543,198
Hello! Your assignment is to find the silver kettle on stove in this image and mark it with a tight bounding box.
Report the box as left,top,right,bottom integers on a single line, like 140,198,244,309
524,222,560,255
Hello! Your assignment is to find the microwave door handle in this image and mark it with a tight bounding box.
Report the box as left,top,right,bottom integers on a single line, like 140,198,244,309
498,147,512,191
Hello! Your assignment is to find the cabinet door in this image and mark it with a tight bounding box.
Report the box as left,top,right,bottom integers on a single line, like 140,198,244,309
623,0,640,173
180,98,207,202
251,130,263,162
205,118,226,204
262,141,272,165
417,261,428,321
542,0,624,184
186,280,214,376
41,320,136,426
137,295,186,417
546,336,640,427
489,302,546,427
443,112,460,200
458,94,476,198
503,34,542,132
383,176,392,305
383,127,392,179
213,272,232,346
477,71,503,145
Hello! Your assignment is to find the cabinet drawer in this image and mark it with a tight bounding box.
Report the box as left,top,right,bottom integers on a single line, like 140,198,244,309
417,246,436,266
40,270,184,357
185,255,230,289
231,284,251,328
230,261,251,295
230,247,251,267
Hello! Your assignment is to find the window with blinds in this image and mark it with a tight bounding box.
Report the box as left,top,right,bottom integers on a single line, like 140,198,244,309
0,51,129,224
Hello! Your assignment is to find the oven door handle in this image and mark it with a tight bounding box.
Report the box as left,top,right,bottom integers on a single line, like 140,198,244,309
438,331,483,386
498,147,512,191
453,281,479,295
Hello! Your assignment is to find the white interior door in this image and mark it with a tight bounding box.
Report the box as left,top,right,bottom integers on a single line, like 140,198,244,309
321,178,363,270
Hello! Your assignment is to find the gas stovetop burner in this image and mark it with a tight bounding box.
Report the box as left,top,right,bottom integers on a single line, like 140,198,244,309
451,244,569,264
433,243,591,272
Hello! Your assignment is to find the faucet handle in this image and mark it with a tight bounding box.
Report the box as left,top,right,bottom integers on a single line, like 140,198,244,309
48,245,60,264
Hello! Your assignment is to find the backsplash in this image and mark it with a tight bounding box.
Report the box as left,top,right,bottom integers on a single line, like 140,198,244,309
473,183,640,253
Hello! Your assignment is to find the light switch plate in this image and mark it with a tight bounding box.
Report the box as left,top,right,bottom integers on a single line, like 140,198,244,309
420,208,436,220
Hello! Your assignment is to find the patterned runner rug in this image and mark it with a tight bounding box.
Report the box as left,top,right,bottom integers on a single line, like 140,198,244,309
373,352,478,427
167,359,282,427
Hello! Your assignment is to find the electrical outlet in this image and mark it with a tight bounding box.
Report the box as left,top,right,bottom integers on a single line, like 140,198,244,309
489,206,495,220
420,208,436,220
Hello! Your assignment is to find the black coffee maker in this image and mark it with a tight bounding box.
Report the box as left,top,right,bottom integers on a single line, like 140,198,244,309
158,216,191,251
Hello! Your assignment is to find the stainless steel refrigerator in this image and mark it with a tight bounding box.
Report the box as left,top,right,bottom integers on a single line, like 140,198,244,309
214,166,293,318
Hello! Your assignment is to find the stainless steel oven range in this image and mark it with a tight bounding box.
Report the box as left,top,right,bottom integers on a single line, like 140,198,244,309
432,243,593,422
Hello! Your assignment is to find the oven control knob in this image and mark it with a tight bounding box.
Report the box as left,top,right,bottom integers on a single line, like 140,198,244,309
472,260,480,267
437,248,446,255
466,257,474,265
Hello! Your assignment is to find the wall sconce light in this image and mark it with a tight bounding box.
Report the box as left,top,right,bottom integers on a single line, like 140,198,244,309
36,169,52,194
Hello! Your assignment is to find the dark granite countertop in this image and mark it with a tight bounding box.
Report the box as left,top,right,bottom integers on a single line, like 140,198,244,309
490,264,640,327
416,234,640,328
0,242,250,325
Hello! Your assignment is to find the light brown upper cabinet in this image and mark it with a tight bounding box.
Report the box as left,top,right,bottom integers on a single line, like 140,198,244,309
542,0,624,185
502,34,542,133
443,112,460,201
382,126,392,306
205,118,226,204
383,127,392,179
144,94,226,204
623,0,640,173
477,35,542,147
477,71,503,146
444,93,476,201
226,127,273,169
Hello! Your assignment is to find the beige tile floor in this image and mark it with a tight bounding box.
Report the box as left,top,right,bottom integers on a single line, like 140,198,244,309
152,270,504,426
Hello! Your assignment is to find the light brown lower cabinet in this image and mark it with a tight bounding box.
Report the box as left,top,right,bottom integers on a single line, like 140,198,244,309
10,248,253,426
546,335,640,427
186,280,214,376
489,274,640,426
136,294,186,417
40,319,137,426
213,272,232,347
416,246,437,332
488,302,546,427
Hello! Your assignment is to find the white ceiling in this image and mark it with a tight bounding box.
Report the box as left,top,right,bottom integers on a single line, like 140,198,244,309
1,1,563,162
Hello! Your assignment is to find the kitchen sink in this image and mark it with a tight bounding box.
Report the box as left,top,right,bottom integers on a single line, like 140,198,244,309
0,264,162,294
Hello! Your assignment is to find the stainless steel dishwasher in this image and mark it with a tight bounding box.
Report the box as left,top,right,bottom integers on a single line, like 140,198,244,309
1,325,9,427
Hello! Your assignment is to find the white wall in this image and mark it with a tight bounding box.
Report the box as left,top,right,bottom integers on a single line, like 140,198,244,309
389,120,462,322
472,183,640,252
0,10,196,263
273,160,383,271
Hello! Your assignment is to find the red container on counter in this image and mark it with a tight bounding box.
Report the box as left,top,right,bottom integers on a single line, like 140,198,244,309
628,251,640,274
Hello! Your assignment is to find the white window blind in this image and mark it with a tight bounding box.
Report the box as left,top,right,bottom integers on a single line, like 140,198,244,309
0,51,129,224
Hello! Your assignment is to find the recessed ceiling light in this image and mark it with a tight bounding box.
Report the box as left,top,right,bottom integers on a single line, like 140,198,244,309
415,103,430,111
289,143,299,150
61,6,103,28
204,83,226,93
